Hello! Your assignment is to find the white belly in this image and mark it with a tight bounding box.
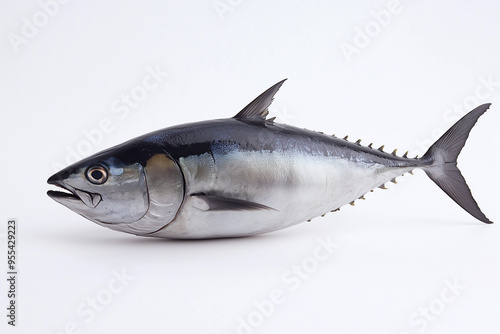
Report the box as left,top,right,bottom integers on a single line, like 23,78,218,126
151,150,413,239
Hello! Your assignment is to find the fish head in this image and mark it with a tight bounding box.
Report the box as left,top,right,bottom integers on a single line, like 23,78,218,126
48,142,185,234
47,142,154,225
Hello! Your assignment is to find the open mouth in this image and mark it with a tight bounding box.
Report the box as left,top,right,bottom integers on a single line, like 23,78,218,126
47,188,80,201
47,179,102,208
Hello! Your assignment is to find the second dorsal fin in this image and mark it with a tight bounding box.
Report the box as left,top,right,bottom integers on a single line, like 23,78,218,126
233,79,287,120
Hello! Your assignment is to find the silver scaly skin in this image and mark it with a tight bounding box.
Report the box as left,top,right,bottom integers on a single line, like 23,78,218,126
47,80,493,239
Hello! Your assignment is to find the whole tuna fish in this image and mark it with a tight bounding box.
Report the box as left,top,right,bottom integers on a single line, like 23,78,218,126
47,80,493,239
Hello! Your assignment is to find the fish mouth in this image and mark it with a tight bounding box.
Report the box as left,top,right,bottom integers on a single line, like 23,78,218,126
47,179,102,208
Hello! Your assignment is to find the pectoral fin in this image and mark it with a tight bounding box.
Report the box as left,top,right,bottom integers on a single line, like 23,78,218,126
191,194,277,212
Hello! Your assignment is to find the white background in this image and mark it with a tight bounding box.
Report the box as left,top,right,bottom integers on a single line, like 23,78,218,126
1,1,499,333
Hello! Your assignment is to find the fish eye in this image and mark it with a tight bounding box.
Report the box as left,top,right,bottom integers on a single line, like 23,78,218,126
86,165,108,185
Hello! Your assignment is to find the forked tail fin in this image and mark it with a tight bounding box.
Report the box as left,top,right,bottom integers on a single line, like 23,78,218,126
422,103,493,223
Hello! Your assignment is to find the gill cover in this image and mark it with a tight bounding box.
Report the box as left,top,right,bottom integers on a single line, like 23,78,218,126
108,154,185,235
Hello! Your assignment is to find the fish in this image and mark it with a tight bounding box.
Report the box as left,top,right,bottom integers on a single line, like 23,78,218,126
47,79,494,239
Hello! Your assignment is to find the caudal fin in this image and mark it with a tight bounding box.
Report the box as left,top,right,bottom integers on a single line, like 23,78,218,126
422,103,493,224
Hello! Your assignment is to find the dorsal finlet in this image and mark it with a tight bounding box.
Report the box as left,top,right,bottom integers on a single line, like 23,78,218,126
233,79,287,120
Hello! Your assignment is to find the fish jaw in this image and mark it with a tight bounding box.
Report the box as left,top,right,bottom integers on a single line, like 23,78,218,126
47,177,102,211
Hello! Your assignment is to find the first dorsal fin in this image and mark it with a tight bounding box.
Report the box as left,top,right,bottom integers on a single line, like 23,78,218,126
233,79,287,120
